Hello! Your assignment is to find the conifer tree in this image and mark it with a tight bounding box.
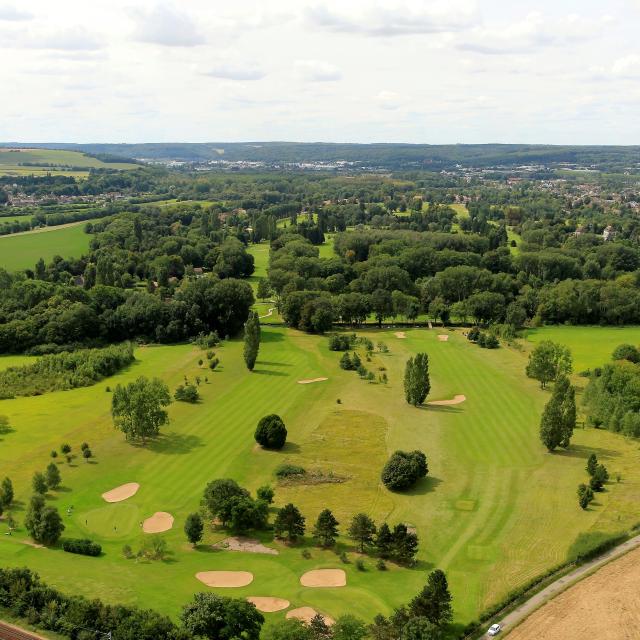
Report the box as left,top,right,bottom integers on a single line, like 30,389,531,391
313,509,339,547
243,311,261,371
539,393,564,451
404,353,430,406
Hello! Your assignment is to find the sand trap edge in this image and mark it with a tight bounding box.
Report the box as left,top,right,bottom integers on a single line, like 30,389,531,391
101,482,140,503
196,571,254,587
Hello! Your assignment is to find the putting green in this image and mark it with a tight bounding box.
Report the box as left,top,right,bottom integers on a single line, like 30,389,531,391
82,503,141,539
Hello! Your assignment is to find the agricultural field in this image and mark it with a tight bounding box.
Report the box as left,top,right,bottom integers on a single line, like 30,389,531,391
0,222,91,271
523,326,640,372
0,148,138,177
1,326,639,629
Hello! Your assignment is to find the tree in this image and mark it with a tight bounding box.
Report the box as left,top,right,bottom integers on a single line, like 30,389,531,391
381,450,428,490
254,414,287,450
400,617,442,640
261,619,312,640
174,384,199,403
590,464,609,491
181,593,264,640
313,509,339,547
392,523,419,565
375,522,394,559
586,453,598,476
348,513,376,552
577,483,594,510
202,479,250,527
184,513,204,546
24,495,64,545
539,394,563,452
404,353,430,406
333,615,368,640
0,477,13,509
256,279,271,301
229,496,269,532
111,377,171,444
256,485,274,504
558,377,576,449
45,462,61,490
409,569,453,627
32,471,47,495
61,443,71,456
612,343,640,363
526,341,572,389
83,447,93,462
274,503,305,542
243,311,261,371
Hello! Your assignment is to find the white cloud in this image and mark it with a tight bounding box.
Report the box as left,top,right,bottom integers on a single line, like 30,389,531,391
375,90,404,110
458,12,606,55
0,4,33,21
294,59,342,81
205,62,266,81
0,25,104,50
305,0,478,37
131,4,205,47
612,54,640,77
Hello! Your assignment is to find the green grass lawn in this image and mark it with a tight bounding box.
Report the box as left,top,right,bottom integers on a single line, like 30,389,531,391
507,227,522,255
523,326,640,372
0,223,91,271
0,149,138,177
1,327,639,628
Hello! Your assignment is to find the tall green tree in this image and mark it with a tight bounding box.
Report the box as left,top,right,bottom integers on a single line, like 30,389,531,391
539,393,564,452
559,377,576,448
181,593,264,640
409,569,453,627
184,513,204,546
348,513,376,552
24,494,64,545
32,471,47,495
375,522,394,559
586,453,598,476
577,483,594,510
526,341,572,389
45,462,61,490
0,477,13,508
243,311,261,371
404,353,430,406
274,503,305,542
111,376,171,445
312,509,339,547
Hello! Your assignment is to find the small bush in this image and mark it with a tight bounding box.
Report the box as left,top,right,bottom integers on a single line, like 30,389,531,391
301,549,311,559
275,464,306,478
376,559,387,571
329,334,356,351
339,551,349,563
122,544,133,559
355,558,366,571
195,331,219,349
62,538,102,557
174,384,199,403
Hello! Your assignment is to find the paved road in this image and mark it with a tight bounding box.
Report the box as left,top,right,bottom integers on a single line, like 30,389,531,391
489,533,640,637
0,621,48,640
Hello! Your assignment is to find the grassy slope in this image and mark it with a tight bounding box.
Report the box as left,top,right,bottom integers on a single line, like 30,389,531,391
0,149,138,176
0,328,639,627
524,326,640,373
0,224,91,271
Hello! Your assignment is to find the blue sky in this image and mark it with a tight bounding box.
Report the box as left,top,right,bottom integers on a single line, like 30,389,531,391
1,0,639,144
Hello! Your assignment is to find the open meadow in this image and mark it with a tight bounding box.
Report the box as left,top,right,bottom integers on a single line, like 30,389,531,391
0,223,91,271
0,325,639,629
0,148,138,177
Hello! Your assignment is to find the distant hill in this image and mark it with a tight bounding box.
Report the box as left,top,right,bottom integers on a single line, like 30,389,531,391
2,142,639,172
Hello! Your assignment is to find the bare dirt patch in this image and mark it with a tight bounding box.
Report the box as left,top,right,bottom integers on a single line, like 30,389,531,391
20,539,44,549
286,607,335,625
142,511,174,533
428,394,466,406
214,537,278,555
437,334,449,342
508,546,640,640
247,597,290,612
394,332,407,339
297,377,328,385
101,482,140,503
196,571,254,587
300,569,347,587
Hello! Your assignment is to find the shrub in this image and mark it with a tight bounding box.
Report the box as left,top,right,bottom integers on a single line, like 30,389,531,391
612,343,640,363
209,357,220,371
355,558,366,571
329,334,355,351
339,352,354,370
467,326,480,342
381,450,428,491
122,544,133,558
174,384,199,403
62,538,102,557
275,464,306,478
376,559,387,571
255,414,287,450
301,549,311,559
339,551,349,563
195,331,220,349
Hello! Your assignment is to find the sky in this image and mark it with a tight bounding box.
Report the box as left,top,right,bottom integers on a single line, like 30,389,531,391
1,0,640,145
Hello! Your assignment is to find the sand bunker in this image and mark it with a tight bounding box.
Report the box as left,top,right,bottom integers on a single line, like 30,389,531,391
143,511,174,533
247,597,290,612
437,334,449,341
102,482,140,503
287,607,335,626
196,571,254,587
298,377,328,385
428,394,467,406
300,569,347,587
214,537,278,555
394,331,407,338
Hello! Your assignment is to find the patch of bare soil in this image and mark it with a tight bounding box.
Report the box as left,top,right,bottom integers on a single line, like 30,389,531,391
214,537,278,555
437,334,449,341
394,332,407,338
508,546,640,640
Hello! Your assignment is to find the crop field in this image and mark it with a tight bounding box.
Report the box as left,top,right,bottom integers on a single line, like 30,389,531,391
0,326,639,629
524,325,640,372
0,148,139,177
0,222,91,271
